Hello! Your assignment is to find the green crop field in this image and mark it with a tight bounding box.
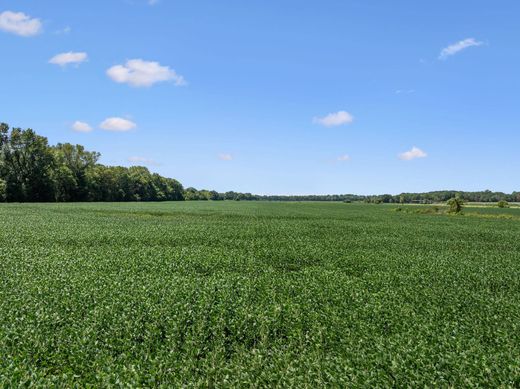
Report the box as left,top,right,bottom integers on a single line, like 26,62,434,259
1,202,519,387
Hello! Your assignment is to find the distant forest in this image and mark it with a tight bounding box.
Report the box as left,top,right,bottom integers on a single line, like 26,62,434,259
1,123,518,203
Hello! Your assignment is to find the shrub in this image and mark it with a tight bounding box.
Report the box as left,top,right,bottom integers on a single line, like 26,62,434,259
447,197,464,214
497,200,509,208
415,206,441,215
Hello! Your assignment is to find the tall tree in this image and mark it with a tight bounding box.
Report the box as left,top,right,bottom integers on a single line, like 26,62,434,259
53,143,100,201
0,126,56,201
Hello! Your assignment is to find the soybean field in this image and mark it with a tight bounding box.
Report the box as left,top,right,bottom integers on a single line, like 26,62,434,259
1,202,519,387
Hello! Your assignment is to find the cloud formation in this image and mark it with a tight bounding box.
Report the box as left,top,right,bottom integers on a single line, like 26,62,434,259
107,59,186,87
313,111,354,127
71,121,92,133
128,156,158,165
100,117,137,132
0,11,42,36
49,52,88,67
54,26,71,35
439,38,483,60
218,153,233,161
337,154,351,162
399,146,427,161
395,89,415,94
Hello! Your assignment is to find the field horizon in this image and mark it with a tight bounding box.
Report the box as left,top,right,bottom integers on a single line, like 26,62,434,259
1,201,519,386
2,0,520,386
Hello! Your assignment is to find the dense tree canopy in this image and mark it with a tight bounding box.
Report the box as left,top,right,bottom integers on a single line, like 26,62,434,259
0,123,184,202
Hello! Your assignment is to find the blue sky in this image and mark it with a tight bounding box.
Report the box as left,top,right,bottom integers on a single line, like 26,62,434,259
1,0,519,195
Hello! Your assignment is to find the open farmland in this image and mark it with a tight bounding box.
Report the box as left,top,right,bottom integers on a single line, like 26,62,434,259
1,202,519,387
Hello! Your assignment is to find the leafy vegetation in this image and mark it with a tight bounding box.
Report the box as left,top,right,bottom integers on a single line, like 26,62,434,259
447,196,465,214
0,123,184,202
498,200,510,208
394,190,520,204
1,202,519,386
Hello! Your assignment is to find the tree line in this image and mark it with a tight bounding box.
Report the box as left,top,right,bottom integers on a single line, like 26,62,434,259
1,123,518,203
0,124,183,202
181,189,518,204
183,190,366,202
363,190,520,204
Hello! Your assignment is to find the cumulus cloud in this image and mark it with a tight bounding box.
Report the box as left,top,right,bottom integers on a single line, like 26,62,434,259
0,11,42,36
100,117,137,132
128,156,159,166
218,153,233,161
399,146,427,161
313,111,354,127
107,59,186,87
71,121,92,133
337,154,351,162
49,52,88,67
439,38,483,60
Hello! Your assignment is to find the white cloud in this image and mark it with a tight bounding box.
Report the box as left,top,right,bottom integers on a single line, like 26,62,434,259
100,117,137,132
0,11,42,36
313,110,354,127
439,38,483,60
399,146,427,161
49,52,88,67
337,154,351,161
107,59,186,87
71,121,92,133
395,89,415,94
54,26,71,35
128,156,158,166
218,153,233,161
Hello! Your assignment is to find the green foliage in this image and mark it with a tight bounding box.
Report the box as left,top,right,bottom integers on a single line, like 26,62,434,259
0,123,183,202
415,206,442,214
497,200,509,208
370,190,520,204
447,197,465,214
53,142,99,201
0,178,5,201
0,127,56,201
393,205,443,215
1,202,520,386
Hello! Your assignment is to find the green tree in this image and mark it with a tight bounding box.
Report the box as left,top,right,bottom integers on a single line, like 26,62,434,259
497,200,509,208
0,127,56,201
447,197,464,214
0,123,185,203
224,191,237,200
53,143,99,201
209,190,223,200
0,178,6,201
53,165,77,201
